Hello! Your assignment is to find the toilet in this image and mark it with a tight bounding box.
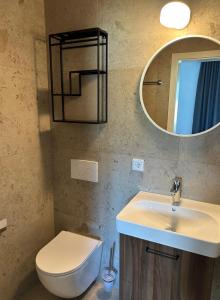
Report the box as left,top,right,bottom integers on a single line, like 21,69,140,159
36,231,103,299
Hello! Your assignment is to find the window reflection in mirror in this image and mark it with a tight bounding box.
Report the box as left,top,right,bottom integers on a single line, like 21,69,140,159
142,37,220,136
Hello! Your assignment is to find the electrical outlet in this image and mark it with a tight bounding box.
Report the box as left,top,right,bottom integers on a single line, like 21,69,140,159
132,158,144,172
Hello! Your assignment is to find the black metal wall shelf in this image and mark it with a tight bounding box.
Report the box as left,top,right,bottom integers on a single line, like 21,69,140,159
49,27,108,124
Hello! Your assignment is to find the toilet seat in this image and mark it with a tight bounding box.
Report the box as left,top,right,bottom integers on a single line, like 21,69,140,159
36,231,102,277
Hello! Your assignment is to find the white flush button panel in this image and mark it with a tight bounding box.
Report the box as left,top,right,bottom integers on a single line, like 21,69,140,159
132,158,144,172
71,159,98,182
0,219,7,231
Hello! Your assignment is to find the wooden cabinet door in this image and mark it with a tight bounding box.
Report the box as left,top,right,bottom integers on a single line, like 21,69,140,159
120,234,214,300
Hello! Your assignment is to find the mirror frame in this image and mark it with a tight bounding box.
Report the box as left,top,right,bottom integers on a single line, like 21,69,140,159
139,35,220,137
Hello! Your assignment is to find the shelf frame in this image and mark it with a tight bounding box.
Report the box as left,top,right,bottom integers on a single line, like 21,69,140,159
49,27,108,124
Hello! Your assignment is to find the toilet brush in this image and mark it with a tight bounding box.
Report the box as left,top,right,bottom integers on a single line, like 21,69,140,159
102,242,117,292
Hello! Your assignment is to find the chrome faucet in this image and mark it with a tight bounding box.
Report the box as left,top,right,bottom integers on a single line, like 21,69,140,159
170,177,182,206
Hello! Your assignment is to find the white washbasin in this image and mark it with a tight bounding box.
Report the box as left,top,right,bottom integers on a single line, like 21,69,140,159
116,192,220,257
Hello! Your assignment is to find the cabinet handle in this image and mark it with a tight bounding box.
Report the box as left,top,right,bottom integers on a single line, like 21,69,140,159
146,247,179,260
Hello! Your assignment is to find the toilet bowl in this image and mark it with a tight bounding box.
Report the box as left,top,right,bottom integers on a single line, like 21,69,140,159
36,231,103,299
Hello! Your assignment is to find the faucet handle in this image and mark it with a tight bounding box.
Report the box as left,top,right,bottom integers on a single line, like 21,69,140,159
170,176,182,193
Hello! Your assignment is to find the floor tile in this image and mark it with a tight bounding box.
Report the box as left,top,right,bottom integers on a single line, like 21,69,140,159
18,281,119,300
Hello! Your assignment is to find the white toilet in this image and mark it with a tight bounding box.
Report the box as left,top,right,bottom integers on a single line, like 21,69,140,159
36,231,103,298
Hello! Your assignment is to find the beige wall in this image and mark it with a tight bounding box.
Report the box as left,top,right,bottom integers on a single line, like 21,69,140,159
0,1,54,299
44,0,220,297
143,37,220,129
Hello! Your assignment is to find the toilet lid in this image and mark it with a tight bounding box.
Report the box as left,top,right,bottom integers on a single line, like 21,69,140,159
36,231,102,276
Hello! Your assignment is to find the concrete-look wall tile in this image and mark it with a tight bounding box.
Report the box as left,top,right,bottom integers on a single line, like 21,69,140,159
51,123,101,153
0,1,54,299
177,160,220,203
179,127,220,166
0,0,46,72
44,0,99,34
45,0,220,296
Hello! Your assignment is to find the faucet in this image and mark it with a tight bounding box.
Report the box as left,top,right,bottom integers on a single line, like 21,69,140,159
170,177,182,206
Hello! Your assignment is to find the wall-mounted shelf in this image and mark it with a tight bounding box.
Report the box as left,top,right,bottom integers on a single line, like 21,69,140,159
49,28,108,124
0,218,7,231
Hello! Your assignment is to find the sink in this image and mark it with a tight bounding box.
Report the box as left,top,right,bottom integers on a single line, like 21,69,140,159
116,192,220,257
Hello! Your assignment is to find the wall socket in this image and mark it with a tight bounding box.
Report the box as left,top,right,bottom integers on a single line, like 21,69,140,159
132,158,144,172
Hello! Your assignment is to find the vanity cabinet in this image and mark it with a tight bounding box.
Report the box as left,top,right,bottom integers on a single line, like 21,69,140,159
120,234,214,300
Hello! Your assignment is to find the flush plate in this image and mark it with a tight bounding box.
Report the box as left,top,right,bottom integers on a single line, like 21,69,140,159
71,159,98,182
0,219,7,231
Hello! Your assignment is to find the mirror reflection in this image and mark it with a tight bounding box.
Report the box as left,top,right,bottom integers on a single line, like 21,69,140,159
142,37,220,136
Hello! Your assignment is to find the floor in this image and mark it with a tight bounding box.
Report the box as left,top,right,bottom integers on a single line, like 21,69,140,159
18,281,119,300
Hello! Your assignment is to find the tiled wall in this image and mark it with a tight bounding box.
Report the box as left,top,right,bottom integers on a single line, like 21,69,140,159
0,1,54,299
44,0,220,297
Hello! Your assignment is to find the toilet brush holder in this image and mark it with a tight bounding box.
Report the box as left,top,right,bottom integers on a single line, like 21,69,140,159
101,267,116,293
102,241,117,292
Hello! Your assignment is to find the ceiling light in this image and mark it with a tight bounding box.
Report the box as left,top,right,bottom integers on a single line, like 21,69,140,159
160,1,191,29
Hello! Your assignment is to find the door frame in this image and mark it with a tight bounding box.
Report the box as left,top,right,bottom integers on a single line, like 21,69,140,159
167,50,220,132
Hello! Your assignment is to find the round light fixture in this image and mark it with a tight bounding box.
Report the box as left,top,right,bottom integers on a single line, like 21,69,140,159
160,1,191,29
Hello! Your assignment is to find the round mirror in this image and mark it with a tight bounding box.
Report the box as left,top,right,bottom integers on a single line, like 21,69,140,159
140,36,220,137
